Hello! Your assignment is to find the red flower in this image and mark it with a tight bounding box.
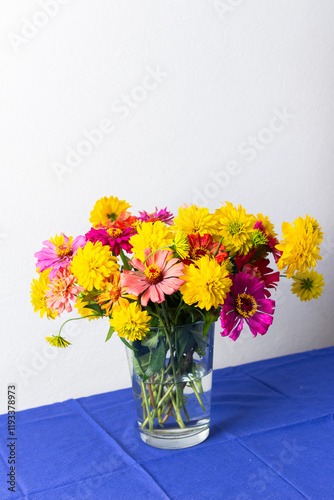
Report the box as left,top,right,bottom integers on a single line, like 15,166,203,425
254,221,282,263
183,233,228,266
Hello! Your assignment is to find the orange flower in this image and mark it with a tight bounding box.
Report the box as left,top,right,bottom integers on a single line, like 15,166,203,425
96,273,133,316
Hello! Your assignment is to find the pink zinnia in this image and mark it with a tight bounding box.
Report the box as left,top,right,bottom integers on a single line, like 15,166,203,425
85,226,134,256
121,249,185,306
46,267,83,315
35,234,86,280
138,207,174,226
220,272,275,341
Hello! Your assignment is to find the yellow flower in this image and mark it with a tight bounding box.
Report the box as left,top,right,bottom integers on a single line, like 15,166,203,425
173,230,189,259
172,205,218,236
110,301,151,342
276,215,323,277
256,213,277,238
129,221,173,261
71,241,119,291
30,269,57,319
45,335,71,348
180,255,232,310
89,195,131,228
75,296,100,320
291,270,325,301
214,202,256,255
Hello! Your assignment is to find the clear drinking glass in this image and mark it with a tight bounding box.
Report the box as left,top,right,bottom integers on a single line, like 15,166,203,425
126,321,214,449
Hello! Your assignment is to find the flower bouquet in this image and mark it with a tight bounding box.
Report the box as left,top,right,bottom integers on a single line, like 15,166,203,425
31,196,324,448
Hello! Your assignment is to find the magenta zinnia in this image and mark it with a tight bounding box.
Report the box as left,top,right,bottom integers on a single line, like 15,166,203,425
35,233,86,280
121,249,185,306
138,207,174,226
220,272,275,341
85,225,135,256
46,267,83,315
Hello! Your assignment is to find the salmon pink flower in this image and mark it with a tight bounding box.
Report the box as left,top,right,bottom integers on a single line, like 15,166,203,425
35,234,86,280
121,249,185,306
220,272,275,341
46,267,83,315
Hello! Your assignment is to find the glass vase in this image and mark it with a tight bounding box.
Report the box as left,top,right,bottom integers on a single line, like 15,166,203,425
126,321,214,449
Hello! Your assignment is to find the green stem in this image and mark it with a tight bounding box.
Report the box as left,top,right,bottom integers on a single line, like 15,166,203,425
140,382,153,430
190,380,206,412
196,378,204,395
174,297,184,325
169,390,185,428
213,236,224,257
182,399,190,422
57,315,100,337
143,245,172,263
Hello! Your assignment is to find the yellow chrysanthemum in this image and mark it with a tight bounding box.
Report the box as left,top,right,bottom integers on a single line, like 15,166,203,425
45,335,71,348
75,296,100,320
30,269,58,319
214,202,256,256
180,255,232,310
296,215,324,245
89,195,131,228
129,221,173,261
172,205,218,236
110,301,151,342
276,215,323,278
256,213,277,238
173,230,190,259
291,270,325,301
71,241,119,291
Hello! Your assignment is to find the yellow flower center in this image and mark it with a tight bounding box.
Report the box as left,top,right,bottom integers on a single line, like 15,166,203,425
107,227,122,239
145,264,162,284
56,244,73,259
236,293,257,318
190,246,211,260
227,221,244,235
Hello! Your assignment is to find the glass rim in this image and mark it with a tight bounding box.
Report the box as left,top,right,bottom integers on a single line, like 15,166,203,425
147,320,205,332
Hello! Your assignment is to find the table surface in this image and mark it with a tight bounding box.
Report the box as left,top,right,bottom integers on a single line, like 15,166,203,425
1,346,334,500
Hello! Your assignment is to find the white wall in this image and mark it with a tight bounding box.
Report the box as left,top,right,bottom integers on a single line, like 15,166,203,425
1,0,333,414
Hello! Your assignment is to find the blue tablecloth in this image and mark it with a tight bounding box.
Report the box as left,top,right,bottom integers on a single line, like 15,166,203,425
1,347,334,499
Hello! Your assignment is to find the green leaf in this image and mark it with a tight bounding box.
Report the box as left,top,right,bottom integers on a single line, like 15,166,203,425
105,326,115,342
203,309,220,338
175,327,195,359
80,292,99,302
133,351,152,379
119,337,138,351
143,331,160,349
143,340,166,380
133,356,145,377
84,303,102,314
